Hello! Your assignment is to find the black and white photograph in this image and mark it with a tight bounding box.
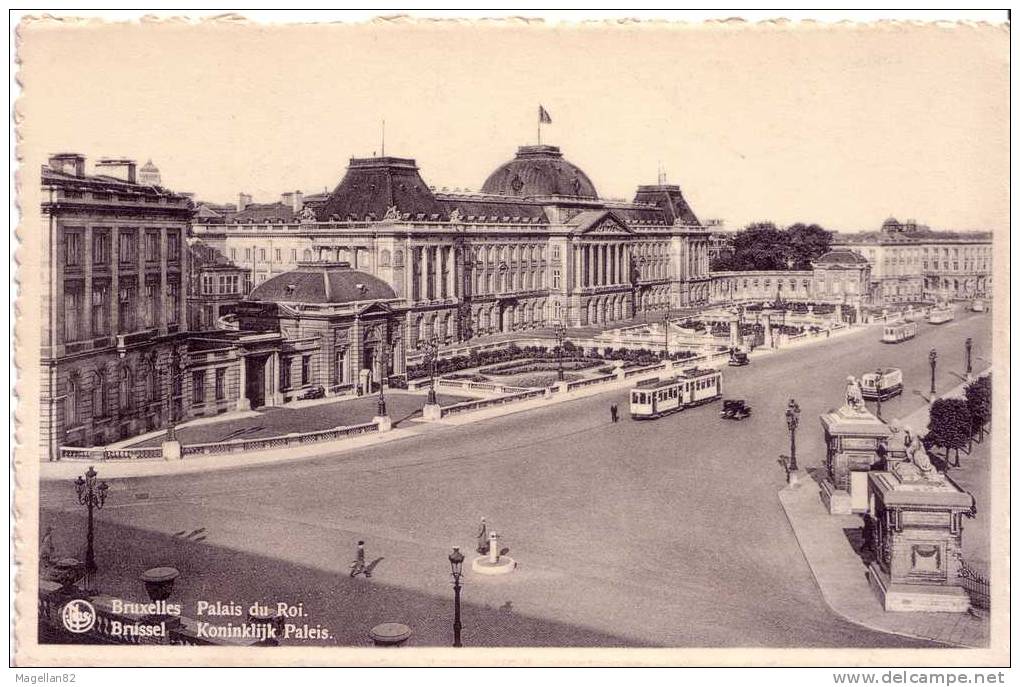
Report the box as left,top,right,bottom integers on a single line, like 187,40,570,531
11,11,1009,669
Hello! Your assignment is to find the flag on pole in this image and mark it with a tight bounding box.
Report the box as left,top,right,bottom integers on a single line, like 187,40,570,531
539,105,552,124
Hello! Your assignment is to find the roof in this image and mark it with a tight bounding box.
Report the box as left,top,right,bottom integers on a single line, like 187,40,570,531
631,184,701,226
247,263,396,304
232,202,296,223
315,157,447,222
40,165,187,202
815,250,871,265
481,145,598,199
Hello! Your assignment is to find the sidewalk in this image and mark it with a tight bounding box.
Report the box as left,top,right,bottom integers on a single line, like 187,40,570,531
779,477,988,647
778,368,992,649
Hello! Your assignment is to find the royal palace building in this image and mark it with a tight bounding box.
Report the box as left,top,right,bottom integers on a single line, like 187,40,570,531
193,144,714,350
41,154,193,459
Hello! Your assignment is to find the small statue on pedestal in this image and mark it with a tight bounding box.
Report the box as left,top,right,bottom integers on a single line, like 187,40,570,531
843,375,866,415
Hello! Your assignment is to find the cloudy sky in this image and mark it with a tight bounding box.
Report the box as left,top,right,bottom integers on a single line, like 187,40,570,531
18,17,1008,233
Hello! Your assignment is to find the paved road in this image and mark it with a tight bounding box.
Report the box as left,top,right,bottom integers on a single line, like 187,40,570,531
40,312,991,648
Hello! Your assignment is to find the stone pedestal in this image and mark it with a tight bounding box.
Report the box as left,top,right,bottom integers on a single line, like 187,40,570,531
761,310,774,348
373,415,392,432
865,464,974,613
819,406,889,514
421,404,442,421
161,440,182,461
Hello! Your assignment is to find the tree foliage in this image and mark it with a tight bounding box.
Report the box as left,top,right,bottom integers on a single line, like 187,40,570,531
711,222,833,272
964,374,992,438
926,398,972,465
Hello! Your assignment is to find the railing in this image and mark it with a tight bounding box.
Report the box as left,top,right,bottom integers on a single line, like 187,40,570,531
181,421,379,456
957,559,990,610
58,446,164,462
566,373,617,391
440,389,546,418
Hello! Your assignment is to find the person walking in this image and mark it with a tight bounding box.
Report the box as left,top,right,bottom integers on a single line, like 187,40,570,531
349,540,369,578
610,403,619,423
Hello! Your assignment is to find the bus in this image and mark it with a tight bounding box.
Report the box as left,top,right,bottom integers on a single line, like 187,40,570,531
881,321,917,343
928,306,955,324
629,367,722,420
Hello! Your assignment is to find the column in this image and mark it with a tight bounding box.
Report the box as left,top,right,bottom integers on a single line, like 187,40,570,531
623,244,631,284
573,243,581,289
236,354,250,411
434,245,442,299
178,228,188,330
110,227,120,335
583,245,590,287
419,247,428,301
158,228,168,334
136,227,145,329
83,225,93,340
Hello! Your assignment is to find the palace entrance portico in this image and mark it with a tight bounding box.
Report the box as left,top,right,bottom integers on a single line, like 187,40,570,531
235,332,285,410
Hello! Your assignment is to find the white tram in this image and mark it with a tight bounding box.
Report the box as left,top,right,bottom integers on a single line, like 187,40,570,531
629,367,722,420
881,321,917,343
860,368,904,401
927,306,956,324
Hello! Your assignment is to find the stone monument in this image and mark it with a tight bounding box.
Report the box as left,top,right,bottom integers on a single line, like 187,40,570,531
471,530,516,576
865,456,975,612
819,376,890,514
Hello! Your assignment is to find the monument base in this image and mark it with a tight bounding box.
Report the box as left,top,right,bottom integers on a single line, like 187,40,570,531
161,440,182,461
471,556,517,576
421,404,442,421
820,479,852,515
373,415,392,432
867,563,970,613
787,469,801,487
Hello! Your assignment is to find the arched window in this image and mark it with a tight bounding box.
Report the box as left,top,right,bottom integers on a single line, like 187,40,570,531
66,374,80,427
380,249,392,267
92,370,107,418
394,250,404,266
148,361,159,402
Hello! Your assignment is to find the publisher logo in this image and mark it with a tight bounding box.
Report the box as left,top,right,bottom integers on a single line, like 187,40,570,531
61,599,96,633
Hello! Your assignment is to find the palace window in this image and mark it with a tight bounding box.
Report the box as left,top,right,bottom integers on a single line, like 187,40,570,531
167,234,180,262
280,358,292,390
63,284,83,341
166,281,180,324
301,355,311,385
93,232,111,265
275,248,282,262
118,232,137,263
192,371,206,403
553,269,561,289
118,285,136,332
92,371,107,418
230,248,237,261
245,248,252,261
290,249,297,262
259,249,267,261
66,376,80,426
64,232,83,266
119,367,132,413
145,282,158,327
91,283,109,337
215,367,227,400
145,231,160,262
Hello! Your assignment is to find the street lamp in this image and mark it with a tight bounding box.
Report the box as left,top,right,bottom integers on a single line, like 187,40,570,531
376,342,391,418
874,368,883,420
785,399,801,472
74,465,109,592
929,348,938,396
554,321,568,382
422,338,439,405
965,337,973,375
662,310,671,359
448,546,465,648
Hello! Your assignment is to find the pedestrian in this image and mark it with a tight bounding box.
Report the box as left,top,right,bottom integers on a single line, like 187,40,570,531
476,517,488,554
349,540,368,578
610,403,619,423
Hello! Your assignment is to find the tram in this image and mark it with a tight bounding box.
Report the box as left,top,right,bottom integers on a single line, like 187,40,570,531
860,368,904,401
881,321,917,343
629,367,722,420
927,306,956,324
971,298,987,312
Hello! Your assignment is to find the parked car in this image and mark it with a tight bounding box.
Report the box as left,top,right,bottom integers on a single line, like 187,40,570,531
720,399,752,420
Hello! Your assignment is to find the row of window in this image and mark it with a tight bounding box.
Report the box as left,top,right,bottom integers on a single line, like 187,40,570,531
201,274,244,295
63,280,179,341
279,355,313,390
192,367,228,403
64,229,181,267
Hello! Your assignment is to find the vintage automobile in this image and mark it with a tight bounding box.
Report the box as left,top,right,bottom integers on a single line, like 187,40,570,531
719,399,752,420
860,368,903,401
971,298,987,312
728,350,750,366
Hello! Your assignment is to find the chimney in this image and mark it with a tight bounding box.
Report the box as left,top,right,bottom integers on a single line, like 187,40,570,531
48,153,86,177
293,191,303,212
238,192,252,211
95,157,137,183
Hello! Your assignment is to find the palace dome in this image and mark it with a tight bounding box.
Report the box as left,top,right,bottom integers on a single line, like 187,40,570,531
481,145,598,198
248,262,396,304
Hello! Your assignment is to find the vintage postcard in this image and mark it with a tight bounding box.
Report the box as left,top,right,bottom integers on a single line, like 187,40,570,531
12,13,1010,667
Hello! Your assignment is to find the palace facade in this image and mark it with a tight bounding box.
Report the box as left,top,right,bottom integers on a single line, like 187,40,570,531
192,144,714,350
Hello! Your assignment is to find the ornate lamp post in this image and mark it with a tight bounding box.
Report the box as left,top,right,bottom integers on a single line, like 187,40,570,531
376,342,391,417
498,261,510,331
448,546,465,648
74,465,109,592
662,310,671,358
554,322,568,382
874,368,883,420
422,338,439,405
929,348,938,395
965,337,973,375
785,399,801,472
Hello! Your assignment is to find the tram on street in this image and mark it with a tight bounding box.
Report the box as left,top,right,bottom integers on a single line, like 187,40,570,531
971,298,987,312
927,305,956,324
881,321,917,343
860,368,904,401
629,367,722,420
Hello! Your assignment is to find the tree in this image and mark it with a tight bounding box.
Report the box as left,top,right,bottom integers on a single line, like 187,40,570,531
926,398,972,467
709,222,832,272
964,374,992,442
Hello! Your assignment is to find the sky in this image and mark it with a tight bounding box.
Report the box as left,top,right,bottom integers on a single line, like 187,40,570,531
17,17,1009,233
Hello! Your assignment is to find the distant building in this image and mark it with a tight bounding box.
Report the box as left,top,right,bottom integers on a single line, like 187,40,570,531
41,153,192,458
138,159,161,186
831,218,992,304
187,238,250,331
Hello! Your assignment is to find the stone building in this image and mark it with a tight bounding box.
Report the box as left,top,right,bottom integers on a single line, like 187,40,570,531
186,238,250,331
41,153,193,458
832,218,992,304
192,143,714,348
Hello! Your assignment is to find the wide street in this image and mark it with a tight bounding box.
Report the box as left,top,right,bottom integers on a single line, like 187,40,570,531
39,311,992,648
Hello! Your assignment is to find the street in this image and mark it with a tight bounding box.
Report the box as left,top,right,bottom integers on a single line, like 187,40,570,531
39,312,992,648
